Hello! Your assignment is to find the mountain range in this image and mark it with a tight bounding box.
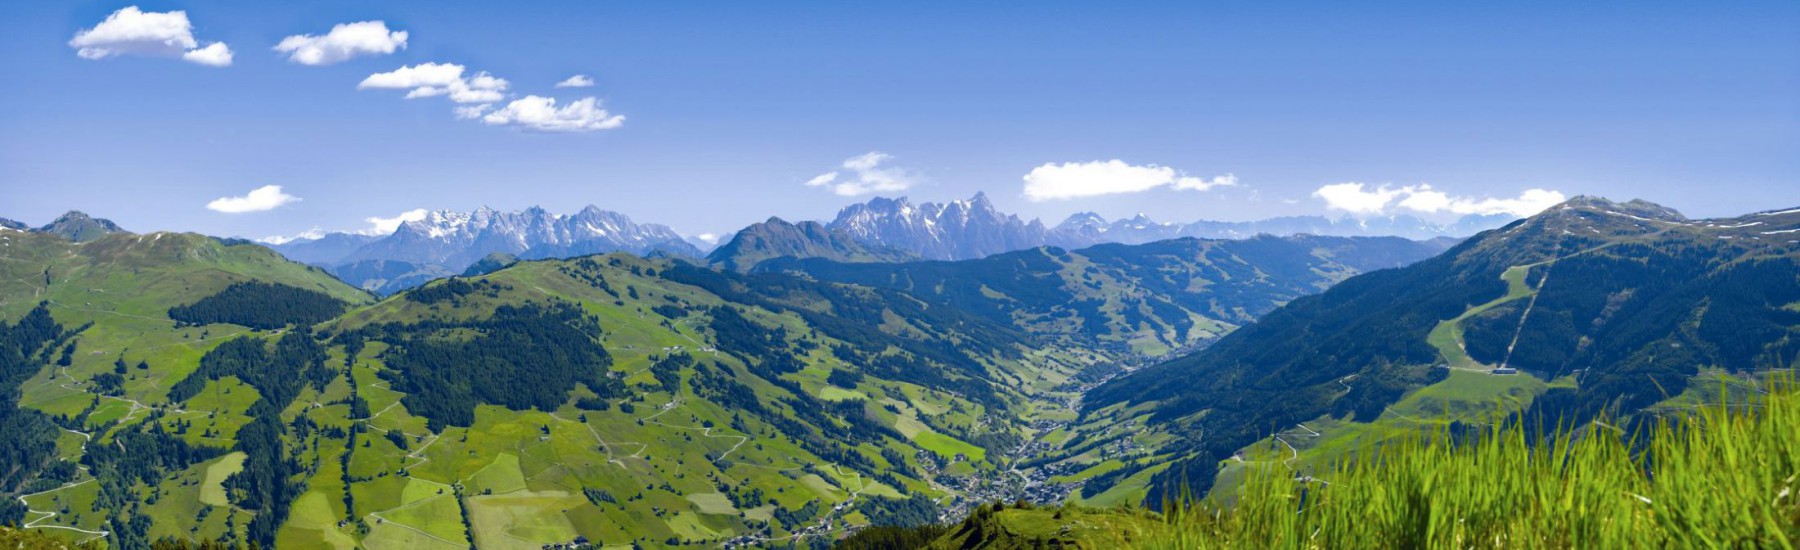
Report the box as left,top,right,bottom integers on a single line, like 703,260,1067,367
268,205,698,294
0,196,1795,548
703,193,1504,272
821,192,1510,261
1049,209,1511,248
255,193,1511,292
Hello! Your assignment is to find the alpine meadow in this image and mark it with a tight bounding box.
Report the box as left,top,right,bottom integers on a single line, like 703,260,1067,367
2,2,1796,549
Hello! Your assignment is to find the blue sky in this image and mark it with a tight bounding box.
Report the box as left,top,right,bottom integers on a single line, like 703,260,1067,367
1,1,1796,242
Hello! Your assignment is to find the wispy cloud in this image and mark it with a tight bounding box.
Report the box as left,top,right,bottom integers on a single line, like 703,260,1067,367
804,152,917,196
555,74,595,88
1021,160,1235,201
207,185,299,213
360,208,430,234
363,64,622,132
259,208,429,244
1313,183,1565,217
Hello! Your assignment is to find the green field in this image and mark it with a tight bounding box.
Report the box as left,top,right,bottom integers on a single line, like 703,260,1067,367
280,491,359,550
1426,264,1536,370
467,491,586,549
199,451,247,507
913,430,986,461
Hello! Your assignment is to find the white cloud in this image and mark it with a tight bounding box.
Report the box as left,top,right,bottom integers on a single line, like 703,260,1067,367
1312,183,1412,215
70,6,232,66
1314,183,1565,217
1021,160,1235,201
181,42,233,67
360,62,466,89
556,74,595,88
447,72,508,103
361,63,520,125
363,65,624,133
360,208,429,235
258,228,326,245
207,185,299,213
693,233,720,245
275,21,407,66
804,152,917,196
1174,174,1239,192
481,96,625,132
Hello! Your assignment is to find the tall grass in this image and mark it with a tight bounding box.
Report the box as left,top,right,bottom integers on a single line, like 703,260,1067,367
1148,376,1800,549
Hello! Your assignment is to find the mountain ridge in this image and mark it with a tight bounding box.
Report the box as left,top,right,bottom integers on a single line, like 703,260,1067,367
735,193,1518,264
269,205,699,294
1081,196,1800,504
706,217,918,271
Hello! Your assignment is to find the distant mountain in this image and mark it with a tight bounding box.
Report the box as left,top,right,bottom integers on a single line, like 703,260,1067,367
802,193,1510,263
265,232,379,265
328,259,455,296
827,192,1050,261
683,234,722,254
0,218,25,231
1086,196,1800,503
337,206,699,267
1049,211,1516,247
763,234,1449,355
268,205,697,294
33,211,125,242
706,217,915,271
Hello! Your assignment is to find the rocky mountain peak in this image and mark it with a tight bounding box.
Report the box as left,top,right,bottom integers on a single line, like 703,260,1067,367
37,210,126,242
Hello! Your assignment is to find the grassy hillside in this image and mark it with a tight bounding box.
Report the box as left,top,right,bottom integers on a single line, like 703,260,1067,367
853,374,1800,549
766,235,1444,356
298,254,1084,548
0,229,374,546
0,248,1094,549
1082,197,1800,505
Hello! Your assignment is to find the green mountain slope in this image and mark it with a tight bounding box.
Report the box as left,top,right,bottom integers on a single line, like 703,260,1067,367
847,376,1800,548
279,254,1069,548
1082,197,1800,504
761,235,1448,356
0,229,374,545
0,233,1100,548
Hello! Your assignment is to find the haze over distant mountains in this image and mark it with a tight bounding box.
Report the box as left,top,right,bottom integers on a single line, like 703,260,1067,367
250,193,1519,291
842,192,1513,260
4,193,1516,296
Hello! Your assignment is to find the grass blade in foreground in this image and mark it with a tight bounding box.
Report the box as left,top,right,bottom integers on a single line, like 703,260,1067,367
1149,376,1800,549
